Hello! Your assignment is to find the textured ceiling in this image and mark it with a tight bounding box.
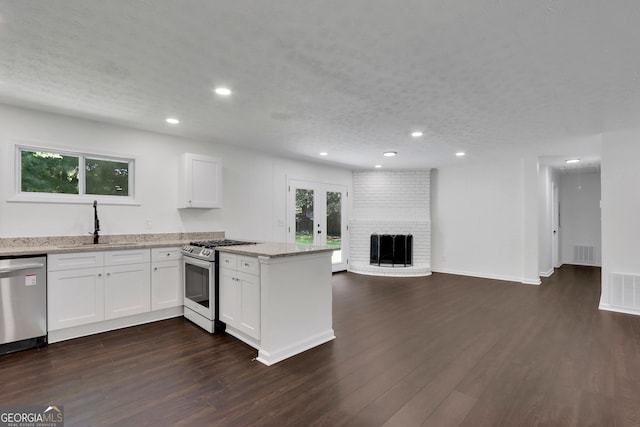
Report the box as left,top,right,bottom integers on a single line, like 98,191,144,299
0,1,635,169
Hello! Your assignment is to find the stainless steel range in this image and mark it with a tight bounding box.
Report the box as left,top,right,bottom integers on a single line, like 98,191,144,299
181,239,254,332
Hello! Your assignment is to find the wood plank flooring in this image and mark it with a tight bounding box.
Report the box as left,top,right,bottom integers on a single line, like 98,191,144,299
1,265,638,426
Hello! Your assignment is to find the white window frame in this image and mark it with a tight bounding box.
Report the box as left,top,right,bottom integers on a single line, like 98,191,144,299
11,144,139,205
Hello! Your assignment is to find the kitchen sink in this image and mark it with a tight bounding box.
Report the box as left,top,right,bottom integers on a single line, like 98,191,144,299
56,242,143,249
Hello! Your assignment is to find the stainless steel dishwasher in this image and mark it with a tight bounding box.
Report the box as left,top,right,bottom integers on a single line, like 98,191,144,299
0,255,47,354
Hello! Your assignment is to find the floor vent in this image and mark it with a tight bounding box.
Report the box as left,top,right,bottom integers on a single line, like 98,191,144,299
573,245,595,264
610,273,640,309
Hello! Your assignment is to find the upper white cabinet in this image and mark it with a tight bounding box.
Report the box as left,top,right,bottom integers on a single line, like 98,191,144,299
178,153,222,209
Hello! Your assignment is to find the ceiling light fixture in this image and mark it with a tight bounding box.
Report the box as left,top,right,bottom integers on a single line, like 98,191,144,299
375,165,382,168
165,117,180,124
566,159,580,164
214,87,232,96
383,151,397,157
319,152,328,156
411,131,423,138
456,152,466,157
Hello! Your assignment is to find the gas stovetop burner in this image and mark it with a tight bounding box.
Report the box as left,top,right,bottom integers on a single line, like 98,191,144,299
190,239,256,248
181,239,256,261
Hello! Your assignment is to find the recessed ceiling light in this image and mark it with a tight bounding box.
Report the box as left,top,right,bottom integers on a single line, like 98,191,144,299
319,152,328,156
456,152,466,157
383,151,397,157
375,165,382,168
165,117,180,124
566,159,580,164
214,87,232,96
411,131,423,138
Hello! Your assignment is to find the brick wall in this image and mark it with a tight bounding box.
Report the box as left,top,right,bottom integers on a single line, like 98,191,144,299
350,170,431,277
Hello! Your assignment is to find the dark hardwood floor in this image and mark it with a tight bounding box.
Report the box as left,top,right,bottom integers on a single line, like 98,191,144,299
2,265,638,426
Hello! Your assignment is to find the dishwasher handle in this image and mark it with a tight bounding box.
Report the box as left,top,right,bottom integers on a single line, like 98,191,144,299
0,263,46,275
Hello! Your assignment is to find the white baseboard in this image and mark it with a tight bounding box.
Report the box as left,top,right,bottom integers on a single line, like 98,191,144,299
599,303,640,316
257,330,336,366
563,262,602,267
539,268,554,278
431,268,541,285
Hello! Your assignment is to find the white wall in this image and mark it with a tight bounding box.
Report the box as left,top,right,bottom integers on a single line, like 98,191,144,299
431,158,540,284
600,130,640,314
0,104,352,240
558,171,601,266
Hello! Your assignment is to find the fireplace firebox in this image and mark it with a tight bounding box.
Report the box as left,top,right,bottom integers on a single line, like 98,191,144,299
370,234,413,266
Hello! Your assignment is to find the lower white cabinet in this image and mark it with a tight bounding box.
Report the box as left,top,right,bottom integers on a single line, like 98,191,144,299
48,248,153,329
48,267,105,330
104,262,151,320
219,253,261,340
151,248,183,310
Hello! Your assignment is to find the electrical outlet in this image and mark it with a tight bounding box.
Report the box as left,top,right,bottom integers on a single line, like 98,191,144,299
145,219,152,229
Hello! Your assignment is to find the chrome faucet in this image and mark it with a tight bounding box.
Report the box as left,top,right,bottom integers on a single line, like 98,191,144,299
92,200,100,244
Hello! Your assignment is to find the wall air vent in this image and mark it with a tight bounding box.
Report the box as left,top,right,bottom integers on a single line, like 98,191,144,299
573,245,595,265
610,273,640,309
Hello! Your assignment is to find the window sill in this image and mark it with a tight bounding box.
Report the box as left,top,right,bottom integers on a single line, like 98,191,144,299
8,194,141,206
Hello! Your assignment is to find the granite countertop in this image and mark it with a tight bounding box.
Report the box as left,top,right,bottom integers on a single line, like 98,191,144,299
0,232,224,257
216,242,335,258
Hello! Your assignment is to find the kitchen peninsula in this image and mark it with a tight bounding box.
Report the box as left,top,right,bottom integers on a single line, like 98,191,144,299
216,242,335,366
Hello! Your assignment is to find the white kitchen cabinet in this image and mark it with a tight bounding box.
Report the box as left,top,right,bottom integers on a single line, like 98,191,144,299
103,248,151,320
178,152,222,209
151,247,183,311
219,253,261,340
48,266,105,330
48,249,151,327
104,262,151,320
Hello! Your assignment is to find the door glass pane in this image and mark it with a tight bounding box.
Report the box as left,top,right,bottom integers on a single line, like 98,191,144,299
295,189,314,245
327,191,342,263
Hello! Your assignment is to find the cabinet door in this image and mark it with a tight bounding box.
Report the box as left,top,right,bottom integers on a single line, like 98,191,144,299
179,153,222,208
219,267,239,326
104,263,151,320
151,260,183,310
237,271,261,340
48,267,105,330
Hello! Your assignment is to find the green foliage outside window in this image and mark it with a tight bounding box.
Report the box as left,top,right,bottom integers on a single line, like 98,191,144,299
85,158,129,196
21,151,79,194
20,148,132,198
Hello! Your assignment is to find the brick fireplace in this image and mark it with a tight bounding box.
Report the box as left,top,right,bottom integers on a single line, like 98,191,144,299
349,170,431,277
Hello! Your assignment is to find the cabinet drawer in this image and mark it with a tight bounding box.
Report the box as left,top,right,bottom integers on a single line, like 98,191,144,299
219,252,237,269
104,249,151,266
48,252,104,271
238,255,259,276
151,247,182,262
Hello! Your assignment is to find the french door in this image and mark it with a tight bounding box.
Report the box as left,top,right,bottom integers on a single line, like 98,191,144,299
288,179,348,272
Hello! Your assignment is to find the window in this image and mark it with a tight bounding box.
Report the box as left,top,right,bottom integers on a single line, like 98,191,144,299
16,146,135,203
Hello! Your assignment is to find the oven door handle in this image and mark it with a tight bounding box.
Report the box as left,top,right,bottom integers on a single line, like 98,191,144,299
183,256,214,270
